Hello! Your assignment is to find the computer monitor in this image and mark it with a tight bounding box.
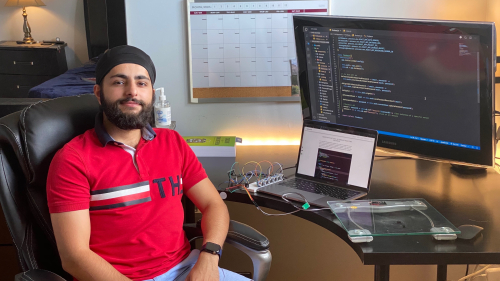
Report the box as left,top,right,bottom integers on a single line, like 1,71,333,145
293,15,496,167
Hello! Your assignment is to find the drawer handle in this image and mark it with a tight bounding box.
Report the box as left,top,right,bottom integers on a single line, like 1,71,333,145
16,85,31,89
13,61,34,66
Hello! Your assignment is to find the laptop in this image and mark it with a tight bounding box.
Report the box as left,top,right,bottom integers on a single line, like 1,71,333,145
258,120,378,208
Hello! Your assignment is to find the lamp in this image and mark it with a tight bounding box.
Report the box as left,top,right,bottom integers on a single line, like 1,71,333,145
4,0,46,44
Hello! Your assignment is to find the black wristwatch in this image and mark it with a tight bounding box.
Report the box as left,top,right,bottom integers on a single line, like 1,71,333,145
200,242,222,259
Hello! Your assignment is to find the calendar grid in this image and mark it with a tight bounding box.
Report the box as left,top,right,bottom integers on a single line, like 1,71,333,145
189,1,328,89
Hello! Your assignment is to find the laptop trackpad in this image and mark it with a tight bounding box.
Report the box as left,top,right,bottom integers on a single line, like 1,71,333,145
282,191,324,202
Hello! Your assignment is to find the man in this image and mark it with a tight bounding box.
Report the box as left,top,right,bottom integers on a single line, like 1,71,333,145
46,45,250,281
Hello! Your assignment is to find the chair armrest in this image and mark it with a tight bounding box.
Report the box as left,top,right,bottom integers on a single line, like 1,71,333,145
184,220,270,251
183,222,203,240
15,269,66,281
226,220,270,251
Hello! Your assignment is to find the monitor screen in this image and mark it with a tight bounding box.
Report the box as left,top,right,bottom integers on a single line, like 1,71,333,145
293,16,496,167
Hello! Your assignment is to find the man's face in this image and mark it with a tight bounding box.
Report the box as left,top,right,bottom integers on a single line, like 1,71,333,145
95,63,154,130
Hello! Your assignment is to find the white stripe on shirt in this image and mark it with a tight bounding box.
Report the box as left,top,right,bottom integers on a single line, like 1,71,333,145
90,184,150,201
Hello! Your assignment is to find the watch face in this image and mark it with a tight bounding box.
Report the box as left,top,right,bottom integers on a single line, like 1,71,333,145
205,242,221,252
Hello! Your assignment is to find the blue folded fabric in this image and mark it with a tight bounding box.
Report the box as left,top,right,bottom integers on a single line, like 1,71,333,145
28,63,96,98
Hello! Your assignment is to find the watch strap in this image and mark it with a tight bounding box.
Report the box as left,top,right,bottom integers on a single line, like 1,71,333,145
200,242,222,258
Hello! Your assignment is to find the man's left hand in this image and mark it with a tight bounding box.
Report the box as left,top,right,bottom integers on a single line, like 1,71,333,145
185,251,220,281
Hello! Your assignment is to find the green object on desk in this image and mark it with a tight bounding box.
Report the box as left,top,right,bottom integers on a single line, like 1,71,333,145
183,136,238,146
302,202,310,210
183,136,241,157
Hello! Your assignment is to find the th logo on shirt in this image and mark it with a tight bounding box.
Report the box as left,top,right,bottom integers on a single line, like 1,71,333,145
153,176,182,198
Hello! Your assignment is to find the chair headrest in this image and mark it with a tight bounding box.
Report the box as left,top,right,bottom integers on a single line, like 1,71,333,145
21,94,100,186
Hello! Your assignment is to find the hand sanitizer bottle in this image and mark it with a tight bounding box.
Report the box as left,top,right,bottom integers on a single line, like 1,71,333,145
154,87,171,128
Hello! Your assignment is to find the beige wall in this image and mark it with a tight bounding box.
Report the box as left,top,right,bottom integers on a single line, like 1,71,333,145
487,0,500,51
0,0,88,69
332,0,490,21
486,0,500,78
485,0,500,159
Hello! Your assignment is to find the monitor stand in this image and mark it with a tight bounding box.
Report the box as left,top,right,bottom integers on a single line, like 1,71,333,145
450,164,487,175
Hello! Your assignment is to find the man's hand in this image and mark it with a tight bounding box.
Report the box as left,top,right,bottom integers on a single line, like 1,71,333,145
185,252,220,281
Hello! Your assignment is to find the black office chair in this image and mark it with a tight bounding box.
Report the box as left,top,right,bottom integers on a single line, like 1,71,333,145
0,94,271,281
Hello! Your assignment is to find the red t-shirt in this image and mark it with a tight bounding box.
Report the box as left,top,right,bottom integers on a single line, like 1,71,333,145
47,126,207,280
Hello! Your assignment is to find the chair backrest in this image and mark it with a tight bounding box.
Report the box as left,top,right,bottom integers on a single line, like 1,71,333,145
0,95,99,279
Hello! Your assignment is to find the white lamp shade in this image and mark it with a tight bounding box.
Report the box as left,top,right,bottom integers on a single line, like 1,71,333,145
4,0,45,7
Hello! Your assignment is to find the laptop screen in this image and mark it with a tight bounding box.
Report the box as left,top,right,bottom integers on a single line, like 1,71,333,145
296,121,377,189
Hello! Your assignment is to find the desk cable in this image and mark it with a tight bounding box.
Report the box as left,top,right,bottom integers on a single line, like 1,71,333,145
282,165,297,171
346,208,364,230
222,180,330,216
458,264,492,281
410,206,435,228
223,161,342,215
244,185,329,216
281,192,331,212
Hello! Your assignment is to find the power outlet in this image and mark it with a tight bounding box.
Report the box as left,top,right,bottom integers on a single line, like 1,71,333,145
487,267,500,281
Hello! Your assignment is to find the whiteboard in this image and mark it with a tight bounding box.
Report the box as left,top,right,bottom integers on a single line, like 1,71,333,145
187,0,330,103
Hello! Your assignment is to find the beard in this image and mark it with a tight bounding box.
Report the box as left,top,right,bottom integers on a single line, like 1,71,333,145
100,90,155,130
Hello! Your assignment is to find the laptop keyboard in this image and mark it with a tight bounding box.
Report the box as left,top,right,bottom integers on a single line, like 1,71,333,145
281,178,360,200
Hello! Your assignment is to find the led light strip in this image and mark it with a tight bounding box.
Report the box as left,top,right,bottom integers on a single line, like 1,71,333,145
237,139,300,146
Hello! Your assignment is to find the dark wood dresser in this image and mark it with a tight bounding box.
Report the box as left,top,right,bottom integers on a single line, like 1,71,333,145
0,41,68,278
0,41,68,98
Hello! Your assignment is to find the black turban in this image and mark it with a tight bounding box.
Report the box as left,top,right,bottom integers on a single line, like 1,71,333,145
95,45,156,85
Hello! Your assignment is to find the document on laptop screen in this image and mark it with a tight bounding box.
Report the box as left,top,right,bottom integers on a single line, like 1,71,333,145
297,126,375,188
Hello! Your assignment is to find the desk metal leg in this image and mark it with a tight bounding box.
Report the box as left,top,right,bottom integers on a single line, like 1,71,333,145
375,265,390,281
437,265,447,281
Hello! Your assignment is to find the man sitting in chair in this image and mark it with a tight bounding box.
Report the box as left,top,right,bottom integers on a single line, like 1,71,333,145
47,45,250,281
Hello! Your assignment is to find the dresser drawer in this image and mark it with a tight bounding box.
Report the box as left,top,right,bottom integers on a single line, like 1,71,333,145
0,49,67,76
0,74,53,98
